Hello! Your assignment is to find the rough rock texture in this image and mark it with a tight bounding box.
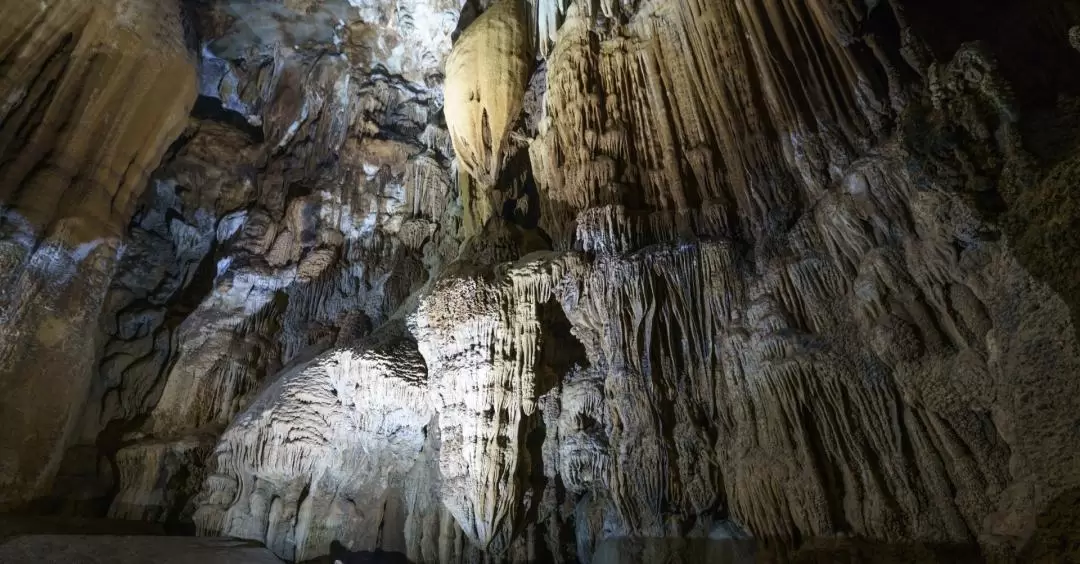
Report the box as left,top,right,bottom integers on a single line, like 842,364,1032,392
99,45,460,529
0,0,197,508
2,0,460,526
3,0,1080,563
193,320,430,561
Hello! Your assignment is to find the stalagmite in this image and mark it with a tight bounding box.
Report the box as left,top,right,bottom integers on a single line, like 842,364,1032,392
193,320,430,561
410,224,586,552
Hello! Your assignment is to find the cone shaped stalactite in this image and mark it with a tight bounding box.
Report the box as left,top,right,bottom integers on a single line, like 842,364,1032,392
444,0,534,187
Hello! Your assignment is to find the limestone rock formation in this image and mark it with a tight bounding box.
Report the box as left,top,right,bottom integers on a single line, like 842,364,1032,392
411,233,581,553
444,0,533,186
0,0,197,508
3,0,1080,563
193,319,430,561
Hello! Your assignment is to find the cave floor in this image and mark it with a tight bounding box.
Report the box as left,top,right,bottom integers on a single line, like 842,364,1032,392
0,533,283,564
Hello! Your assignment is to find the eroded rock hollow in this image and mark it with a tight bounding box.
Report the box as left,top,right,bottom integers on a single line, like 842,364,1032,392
3,0,1080,562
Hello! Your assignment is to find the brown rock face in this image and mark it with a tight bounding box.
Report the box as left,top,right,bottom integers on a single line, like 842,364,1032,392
0,0,196,508
3,0,1080,563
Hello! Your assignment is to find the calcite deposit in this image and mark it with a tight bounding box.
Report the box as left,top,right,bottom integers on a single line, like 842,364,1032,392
2,0,1080,562
443,0,532,186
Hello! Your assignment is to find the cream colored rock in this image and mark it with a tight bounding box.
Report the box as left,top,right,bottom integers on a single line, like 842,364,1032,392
193,320,430,561
444,0,533,186
3,0,1080,563
410,222,583,552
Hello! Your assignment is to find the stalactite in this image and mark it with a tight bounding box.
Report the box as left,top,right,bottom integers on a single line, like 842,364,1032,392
444,0,534,187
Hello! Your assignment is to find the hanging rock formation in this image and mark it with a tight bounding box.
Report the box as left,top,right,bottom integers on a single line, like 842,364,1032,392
444,0,533,186
3,0,1080,563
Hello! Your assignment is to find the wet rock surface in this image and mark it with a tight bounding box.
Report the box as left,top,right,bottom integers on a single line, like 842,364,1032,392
2,0,1080,563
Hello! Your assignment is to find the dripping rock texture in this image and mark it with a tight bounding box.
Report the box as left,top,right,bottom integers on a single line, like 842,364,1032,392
2,0,1080,562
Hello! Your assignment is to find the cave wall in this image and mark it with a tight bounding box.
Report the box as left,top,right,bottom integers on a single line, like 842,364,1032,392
0,0,197,509
2,0,463,523
91,3,465,530
2,0,1080,562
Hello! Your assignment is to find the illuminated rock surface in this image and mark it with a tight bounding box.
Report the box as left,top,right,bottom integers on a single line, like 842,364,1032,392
443,0,532,186
2,0,1080,562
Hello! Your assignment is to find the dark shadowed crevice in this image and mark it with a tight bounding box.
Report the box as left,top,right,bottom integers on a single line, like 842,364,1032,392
902,0,1080,108
190,95,265,142
165,238,219,329
536,297,589,397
